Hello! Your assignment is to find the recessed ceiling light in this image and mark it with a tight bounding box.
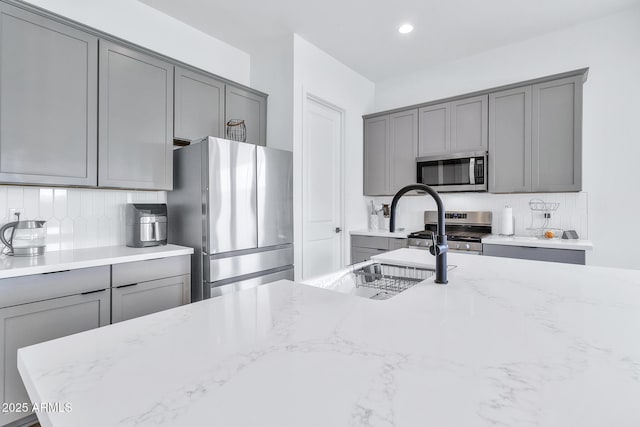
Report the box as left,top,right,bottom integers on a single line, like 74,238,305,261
398,23,414,34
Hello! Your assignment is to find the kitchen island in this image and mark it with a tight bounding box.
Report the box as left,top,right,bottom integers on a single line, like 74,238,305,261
17,249,640,426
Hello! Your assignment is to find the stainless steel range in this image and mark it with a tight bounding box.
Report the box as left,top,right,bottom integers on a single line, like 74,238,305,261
408,211,492,255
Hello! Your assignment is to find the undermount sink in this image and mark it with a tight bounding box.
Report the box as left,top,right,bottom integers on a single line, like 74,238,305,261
303,261,437,300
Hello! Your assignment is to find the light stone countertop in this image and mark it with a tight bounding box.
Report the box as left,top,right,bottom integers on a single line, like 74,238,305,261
482,234,594,250
17,248,640,427
0,245,194,279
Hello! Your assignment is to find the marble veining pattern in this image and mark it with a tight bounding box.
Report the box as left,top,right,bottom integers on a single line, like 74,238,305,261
18,250,640,426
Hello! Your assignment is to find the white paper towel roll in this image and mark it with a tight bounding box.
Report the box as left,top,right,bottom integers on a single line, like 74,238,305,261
501,206,514,236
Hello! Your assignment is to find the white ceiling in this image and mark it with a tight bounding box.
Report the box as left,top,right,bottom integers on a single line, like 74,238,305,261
140,0,640,82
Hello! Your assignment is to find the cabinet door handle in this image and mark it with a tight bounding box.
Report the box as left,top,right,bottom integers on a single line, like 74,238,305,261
116,283,138,289
81,289,107,295
42,269,71,275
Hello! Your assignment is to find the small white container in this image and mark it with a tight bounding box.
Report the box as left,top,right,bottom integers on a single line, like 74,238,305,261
368,214,379,231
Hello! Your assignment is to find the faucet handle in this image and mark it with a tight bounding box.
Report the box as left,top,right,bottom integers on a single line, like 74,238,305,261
429,231,448,257
429,231,437,256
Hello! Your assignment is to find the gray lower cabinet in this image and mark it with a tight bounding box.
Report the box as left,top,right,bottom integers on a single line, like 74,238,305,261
111,255,191,323
364,110,418,196
0,267,110,427
225,85,267,146
483,244,585,265
0,2,98,187
174,67,225,141
489,86,532,193
98,40,174,190
112,275,190,323
531,76,583,192
489,75,583,193
351,235,408,263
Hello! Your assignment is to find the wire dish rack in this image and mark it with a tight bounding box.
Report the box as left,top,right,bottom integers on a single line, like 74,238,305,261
352,263,435,299
526,198,562,238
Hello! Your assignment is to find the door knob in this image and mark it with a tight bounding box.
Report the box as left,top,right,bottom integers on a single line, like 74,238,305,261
335,227,342,233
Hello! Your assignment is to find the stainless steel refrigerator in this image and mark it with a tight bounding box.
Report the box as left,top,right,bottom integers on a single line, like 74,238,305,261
168,137,294,301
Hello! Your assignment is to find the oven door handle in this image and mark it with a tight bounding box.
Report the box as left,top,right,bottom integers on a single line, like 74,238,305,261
469,157,476,185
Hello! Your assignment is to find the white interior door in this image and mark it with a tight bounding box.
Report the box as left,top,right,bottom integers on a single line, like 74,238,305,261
302,96,343,279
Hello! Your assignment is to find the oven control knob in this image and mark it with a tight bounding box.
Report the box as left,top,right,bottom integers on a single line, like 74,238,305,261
455,243,460,249
465,244,470,249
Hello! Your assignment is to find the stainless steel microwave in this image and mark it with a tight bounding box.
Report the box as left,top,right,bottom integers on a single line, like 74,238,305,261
416,152,488,192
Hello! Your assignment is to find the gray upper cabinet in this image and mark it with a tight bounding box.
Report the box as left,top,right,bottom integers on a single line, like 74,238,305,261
0,3,98,186
174,67,225,141
450,95,488,153
489,86,532,193
364,110,418,196
489,75,583,193
225,85,267,146
363,115,389,196
532,75,582,192
98,40,174,190
418,95,487,157
389,109,418,193
418,103,449,156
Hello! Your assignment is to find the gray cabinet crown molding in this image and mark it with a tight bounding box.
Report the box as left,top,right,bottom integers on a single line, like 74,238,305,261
363,68,588,120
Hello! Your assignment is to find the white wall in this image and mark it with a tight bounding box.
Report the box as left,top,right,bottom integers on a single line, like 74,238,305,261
23,0,251,85
250,35,294,151
292,35,375,278
373,5,640,269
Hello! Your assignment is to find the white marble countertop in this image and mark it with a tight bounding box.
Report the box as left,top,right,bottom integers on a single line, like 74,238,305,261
0,245,194,279
350,229,412,238
482,234,594,250
18,249,640,426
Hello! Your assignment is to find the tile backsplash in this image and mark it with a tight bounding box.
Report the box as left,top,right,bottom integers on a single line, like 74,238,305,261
367,192,589,239
0,186,166,252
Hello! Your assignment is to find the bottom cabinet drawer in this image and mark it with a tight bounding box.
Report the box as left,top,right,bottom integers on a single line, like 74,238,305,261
1,290,110,426
111,275,190,323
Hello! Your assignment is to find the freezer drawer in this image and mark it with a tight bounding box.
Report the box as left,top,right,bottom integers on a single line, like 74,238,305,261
205,245,293,283
209,267,294,298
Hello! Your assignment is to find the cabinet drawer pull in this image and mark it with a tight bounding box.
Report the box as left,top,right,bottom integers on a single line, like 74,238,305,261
116,283,138,289
42,269,71,275
81,289,106,295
